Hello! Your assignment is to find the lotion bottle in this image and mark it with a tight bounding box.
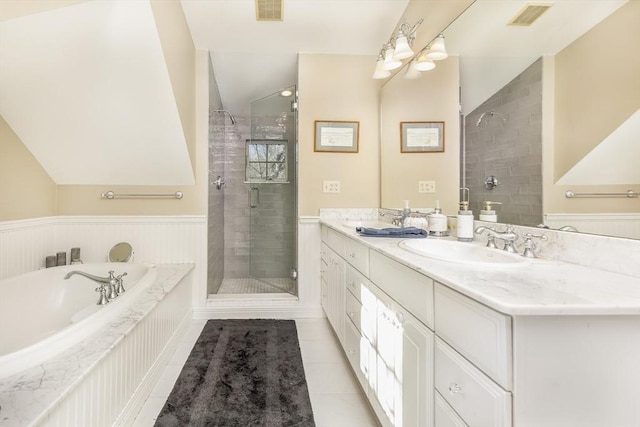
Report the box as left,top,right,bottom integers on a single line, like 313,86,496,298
456,201,474,242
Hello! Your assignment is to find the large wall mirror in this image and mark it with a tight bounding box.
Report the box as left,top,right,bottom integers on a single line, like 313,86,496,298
381,0,639,239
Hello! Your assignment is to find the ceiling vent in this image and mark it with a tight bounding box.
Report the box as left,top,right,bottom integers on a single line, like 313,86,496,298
508,3,552,26
255,0,283,21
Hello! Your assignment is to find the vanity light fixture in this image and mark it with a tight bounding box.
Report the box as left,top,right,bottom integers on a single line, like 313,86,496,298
372,18,423,78
392,19,423,60
403,58,422,79
383,43,402,70
425,34,448,60
414,49,436,71
372,50,392,79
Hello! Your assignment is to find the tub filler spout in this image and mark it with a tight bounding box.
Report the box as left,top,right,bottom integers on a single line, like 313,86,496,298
65,270,120,304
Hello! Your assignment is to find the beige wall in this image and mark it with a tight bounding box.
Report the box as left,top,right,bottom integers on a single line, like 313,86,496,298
57,48,209,216
547,1,640,214
298,54,382,216
0,116,57,220
56,3,207,216
380,57,460,214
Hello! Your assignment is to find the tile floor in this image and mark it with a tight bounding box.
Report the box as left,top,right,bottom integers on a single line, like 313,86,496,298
216,277,296,294
131,318,380,427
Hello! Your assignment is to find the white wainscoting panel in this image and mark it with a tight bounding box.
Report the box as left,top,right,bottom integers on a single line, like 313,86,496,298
0,216,207,305
545,213,640,240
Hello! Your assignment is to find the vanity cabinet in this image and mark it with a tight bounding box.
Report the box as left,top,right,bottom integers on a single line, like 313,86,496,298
321,225,435,427
321,223,640,427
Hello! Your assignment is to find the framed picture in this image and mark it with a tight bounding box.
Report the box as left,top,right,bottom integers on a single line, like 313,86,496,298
400,121,445,153
314,121,359,153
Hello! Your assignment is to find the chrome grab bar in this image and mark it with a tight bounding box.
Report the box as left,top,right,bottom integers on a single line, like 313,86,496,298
565,190,638,198
101,191,183,199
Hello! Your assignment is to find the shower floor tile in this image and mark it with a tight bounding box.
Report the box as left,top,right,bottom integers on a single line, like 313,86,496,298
217,277,295,294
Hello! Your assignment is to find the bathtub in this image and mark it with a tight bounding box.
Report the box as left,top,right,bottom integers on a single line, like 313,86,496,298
0,263,157,380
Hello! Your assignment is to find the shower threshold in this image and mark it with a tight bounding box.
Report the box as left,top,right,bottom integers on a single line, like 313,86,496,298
215,277,296,295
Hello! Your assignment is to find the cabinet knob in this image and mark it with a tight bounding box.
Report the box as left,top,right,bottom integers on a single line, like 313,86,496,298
348,348,356,355
349,281,355,289
449,383,463,394
348,312,355,318
349,252,355,258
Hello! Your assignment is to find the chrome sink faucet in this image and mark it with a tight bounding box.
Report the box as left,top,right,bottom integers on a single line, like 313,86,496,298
474,225,518,253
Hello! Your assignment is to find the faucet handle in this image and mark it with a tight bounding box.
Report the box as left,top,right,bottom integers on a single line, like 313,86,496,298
522,233,548,258
116,272,128,294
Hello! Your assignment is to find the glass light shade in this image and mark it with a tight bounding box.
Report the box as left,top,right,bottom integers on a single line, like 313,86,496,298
415,54,436,71
393,35,414,60
383,47,402,70
426,35,448,60
403,60,422,79
372,59,391,79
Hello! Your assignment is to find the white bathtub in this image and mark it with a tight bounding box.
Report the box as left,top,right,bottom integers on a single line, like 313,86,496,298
0,263,157,380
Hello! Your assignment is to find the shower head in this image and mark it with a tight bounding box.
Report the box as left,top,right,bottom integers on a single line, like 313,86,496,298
212,109,237,125
475,110,506,127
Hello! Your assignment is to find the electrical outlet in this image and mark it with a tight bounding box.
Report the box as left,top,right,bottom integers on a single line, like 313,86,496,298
418,180,436,193
323,181,341,193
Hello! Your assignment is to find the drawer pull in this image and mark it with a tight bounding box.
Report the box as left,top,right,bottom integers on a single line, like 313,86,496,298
349,281,355,289
449,383,463,395
349,252,356,258
348,348,356,355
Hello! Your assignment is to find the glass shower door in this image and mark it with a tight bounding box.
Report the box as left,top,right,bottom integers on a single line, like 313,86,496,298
247,85,297,295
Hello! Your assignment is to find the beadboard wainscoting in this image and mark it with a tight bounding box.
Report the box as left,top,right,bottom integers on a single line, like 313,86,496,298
544,213,640,240
194,217,324,319
0,216,207,304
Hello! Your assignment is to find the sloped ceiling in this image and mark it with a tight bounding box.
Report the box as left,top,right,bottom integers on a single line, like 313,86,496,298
557,110,640,185
181,0,410,115
0,0,194,185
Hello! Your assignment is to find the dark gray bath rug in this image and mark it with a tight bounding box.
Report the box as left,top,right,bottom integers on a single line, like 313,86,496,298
154,319,315,427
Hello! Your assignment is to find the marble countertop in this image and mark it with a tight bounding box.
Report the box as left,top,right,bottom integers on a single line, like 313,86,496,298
322,220,640,316
0,263,194,427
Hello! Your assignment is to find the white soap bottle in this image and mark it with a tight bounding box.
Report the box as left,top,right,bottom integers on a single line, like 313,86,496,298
456,201,474,242
428,200,448,236
479,201,500,222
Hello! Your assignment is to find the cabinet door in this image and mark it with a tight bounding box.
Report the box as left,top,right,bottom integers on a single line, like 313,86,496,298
372,286,434,427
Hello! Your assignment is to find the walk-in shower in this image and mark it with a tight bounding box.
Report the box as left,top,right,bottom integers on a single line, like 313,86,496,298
207,85,298,297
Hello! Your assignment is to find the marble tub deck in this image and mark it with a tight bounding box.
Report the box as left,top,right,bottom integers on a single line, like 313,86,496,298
0,263,194,427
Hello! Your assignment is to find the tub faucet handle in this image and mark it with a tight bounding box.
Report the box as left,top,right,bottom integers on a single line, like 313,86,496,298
116,272,128,294
95,285,109,305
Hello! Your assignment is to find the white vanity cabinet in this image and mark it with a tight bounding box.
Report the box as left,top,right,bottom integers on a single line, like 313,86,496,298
321,225,435,427
321,223,640,427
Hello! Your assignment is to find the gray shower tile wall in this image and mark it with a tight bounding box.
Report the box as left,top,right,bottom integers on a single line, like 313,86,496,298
465,58,543,226
207,112,226,294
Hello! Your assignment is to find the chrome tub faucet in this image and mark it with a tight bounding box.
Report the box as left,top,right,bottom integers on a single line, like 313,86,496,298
64,270,122,305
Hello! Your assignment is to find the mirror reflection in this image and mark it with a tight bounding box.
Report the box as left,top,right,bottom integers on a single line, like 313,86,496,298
380,0,639,239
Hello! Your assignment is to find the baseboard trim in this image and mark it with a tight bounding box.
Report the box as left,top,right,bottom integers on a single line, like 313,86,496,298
193,304,325,319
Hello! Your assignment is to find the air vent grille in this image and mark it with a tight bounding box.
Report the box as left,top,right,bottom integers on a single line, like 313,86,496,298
508,3,552,26
256,0,283,21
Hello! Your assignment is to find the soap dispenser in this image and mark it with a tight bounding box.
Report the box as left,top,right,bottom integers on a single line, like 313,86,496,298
428,200,448,236
457,189,474,242
480,201,501,222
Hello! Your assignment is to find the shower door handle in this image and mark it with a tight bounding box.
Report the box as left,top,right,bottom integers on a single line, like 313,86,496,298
249,187,259,208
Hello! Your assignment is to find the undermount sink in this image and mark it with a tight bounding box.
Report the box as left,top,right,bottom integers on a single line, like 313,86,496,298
399,238,528,267
342,221,397,229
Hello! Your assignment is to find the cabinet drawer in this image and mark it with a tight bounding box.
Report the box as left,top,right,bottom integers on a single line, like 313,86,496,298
344,237,370,276
369,250,434,329
435,337,511,427
345,290,362,333
435,391,468,427
344,317,369,392
345,263,369,302
325,227,347,257
435,283,512,389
